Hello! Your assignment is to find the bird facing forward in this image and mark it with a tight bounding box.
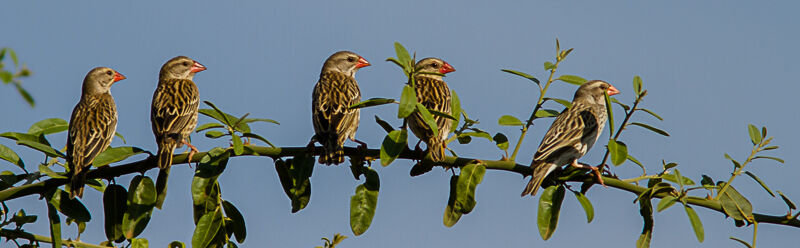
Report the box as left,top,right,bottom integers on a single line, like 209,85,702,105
521,80,619,196
407,58,456,162
312,51,370,165
67,67,126,199
151,56,206,169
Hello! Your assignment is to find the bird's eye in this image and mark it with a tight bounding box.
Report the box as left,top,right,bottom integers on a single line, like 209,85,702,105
183,61,190,67
106,70,113,76
347,57,356,63
431,63,438,68
600,84,608,89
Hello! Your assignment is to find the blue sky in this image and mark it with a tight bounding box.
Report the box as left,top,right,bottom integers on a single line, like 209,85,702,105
3,1,800,247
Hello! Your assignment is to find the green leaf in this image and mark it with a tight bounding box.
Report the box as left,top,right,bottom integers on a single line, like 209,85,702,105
455,163,485,214
8,48,18,66
114,132,127,144
415,102,439,138
534,109,560,118
398,85,417,118
93,146,146,167
104,184,127,242
15,83,35,107
684,205,704,242
28,118,68,135
241,132,276,148
222,200,247,243
0,131,49,144
17,140,65,158
0,71,12,83
747,124,761,145
205,130,227,139
350,167,379,236
131,238,149,248
544,97,571,108
122,175,157,239
753,156,784,163
627,154,644,170
633,76,643,95
380,130,407,166
638,108,663,121
47,200,62,248
273,155,314,213
572,192,594,223
350,98,397,109
729,237,754,248
607,139,628,166
743,171,775,197
610,97,630,111
394,42,411,69
777,191,796,210
373,115,395,133
537,185,565,240
232,134,244,155
717,182,754,221
656,196,678,212
242,118,280,125
429,109,457,120
458,131,493,141
449,90,462,133
501,69,540,85
636,198,653,248
492,133,509,151
629,122,670,136
544,61,556,71
0,144,24,169
443,175,462,227
498,115,524,126
48,189,92,222
192,207,223,248
556,75,587,85
604,92,614,136
196,123,225,132
662,170,695,186
39,164,67,179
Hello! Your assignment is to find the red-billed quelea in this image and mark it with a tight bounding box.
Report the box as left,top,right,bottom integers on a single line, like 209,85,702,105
312,51,370,165
68,67,126,199
151,56,206,169
521,80,619,196
407,58,456,162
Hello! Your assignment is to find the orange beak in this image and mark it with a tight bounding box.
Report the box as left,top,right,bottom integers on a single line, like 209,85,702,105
355,57,371,69
607,84,620,96
190,61,207,73
113,72,126,82
439,62,455,74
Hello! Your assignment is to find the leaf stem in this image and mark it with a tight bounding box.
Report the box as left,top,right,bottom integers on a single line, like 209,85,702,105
508,56,561,161
714,140,766,200
598,91,645,171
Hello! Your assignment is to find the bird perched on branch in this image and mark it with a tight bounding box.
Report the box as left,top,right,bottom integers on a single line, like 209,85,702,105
151,56,206,169
407,57,456,162
312,51,370,165
67,67,126,199
521,80,619,196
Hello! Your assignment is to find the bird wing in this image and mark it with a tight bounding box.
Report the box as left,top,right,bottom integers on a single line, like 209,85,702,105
533,103,597,162
410,77,452,140
312,72,361,141
151,79,199,142
67,94,117,171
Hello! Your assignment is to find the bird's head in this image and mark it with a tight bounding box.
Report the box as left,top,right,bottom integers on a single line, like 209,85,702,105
414,57,455,80
83,67,125,96
321,51,370,77
573,80,619,105
160,56,206,80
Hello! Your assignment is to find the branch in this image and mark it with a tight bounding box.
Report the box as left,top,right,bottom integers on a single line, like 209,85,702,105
0,145,797,229
0,228,108,248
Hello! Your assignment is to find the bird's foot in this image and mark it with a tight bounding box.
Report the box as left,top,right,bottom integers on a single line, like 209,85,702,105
571,161,606,187
182,139,199,167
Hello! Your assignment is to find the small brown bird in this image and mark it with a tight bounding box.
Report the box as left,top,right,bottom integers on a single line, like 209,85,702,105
312,51,370,165
407,58,456,162
521,80,619,196
67,67,126,199
151,56,205,169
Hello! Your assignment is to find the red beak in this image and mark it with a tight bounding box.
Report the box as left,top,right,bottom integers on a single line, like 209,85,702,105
355,57,371,69
113,72,126,82
190,61,207,73
439,62,455,74
607,84,620,96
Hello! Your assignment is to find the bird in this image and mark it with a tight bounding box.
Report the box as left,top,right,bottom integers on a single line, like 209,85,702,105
521,80,619,196
406,57,456,162
311,51,370,165
67,67,126,199
151,56,206,170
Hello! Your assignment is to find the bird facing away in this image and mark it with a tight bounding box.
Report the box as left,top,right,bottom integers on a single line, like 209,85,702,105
67,67,126,199
151,56,206,169
407,57,456,162
312,51,371,165
521,80,619,196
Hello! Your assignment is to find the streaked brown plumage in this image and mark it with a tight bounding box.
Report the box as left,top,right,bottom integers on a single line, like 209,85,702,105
68,67,126,199
521,80,619,196
312,51,370,165
407,58,456,162
151,56,205,169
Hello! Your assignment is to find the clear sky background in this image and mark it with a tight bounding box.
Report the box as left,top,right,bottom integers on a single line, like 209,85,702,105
2,1,799,247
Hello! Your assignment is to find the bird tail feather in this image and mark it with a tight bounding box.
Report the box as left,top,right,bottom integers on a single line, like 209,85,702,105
521,162,557,196
69,170,86,199
319,138,344,165
428,141,446,162
157,143,176,169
